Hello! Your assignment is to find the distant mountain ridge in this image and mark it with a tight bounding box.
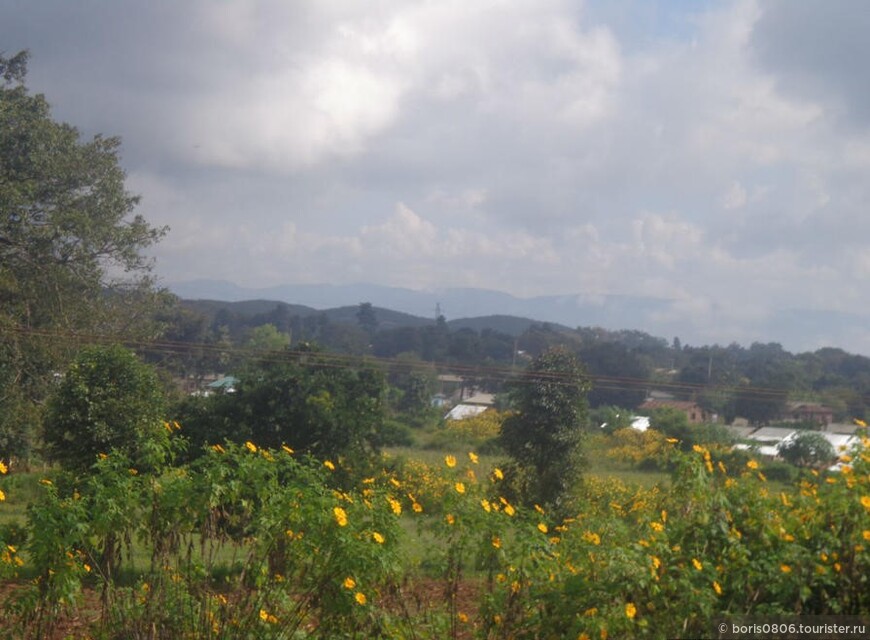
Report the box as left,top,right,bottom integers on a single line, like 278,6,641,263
167,279,870,355
168,279,668,331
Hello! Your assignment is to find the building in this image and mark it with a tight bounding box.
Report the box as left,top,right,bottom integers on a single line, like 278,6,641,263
787,402,834,426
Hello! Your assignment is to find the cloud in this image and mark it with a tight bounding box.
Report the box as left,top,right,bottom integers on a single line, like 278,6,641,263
6,0,870,352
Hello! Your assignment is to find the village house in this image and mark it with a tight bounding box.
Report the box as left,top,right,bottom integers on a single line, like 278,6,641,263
637,399,709,424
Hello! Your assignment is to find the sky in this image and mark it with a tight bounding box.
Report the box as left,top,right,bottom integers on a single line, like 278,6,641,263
3,0,870,352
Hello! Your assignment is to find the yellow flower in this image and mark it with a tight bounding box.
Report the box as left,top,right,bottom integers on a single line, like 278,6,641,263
780,564,791,573
333,507,348,527
625,602,637,619
445,455,457,468
212,444,225,454
666,437,678,444
355,592,367,605
0,460,7,474
537,523,549,534
323,460,335,471
39,478,52,486
713,581,722,595
861,496,870,510
458,612,469,623
0,489,5,502
584,607,598,617
504,503,516,517
649,521,664,533
281,444,294,454
651,556,661,569
692,558,703,571
343,576,356,589
412,502,423,513
481,499,492,512
468,452,479,464
493,467,504,480
454,482,466,494
746,459,759,470
390,477,401,487
388,497,402,515
583,531,601,545
372,532,385,544
854,418,867,427
492,536,501,549
445,513,455,525
862,530,870,541
244,441,257,453
83,564,91,573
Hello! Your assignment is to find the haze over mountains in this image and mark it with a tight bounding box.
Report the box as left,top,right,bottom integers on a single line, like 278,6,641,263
168,280,867,355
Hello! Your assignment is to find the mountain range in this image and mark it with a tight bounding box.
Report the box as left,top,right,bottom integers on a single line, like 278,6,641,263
167,279,869,354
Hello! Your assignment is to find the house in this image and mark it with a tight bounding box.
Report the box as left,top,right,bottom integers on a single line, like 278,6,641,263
444,392,496,421
787,403,834,426
637,399,708,424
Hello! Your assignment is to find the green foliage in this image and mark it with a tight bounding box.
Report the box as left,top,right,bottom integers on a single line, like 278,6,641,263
779,431,836,468
500,347,591,508
43,345,169,475
648,408,734,451
176,348,388,466
0,51,167,464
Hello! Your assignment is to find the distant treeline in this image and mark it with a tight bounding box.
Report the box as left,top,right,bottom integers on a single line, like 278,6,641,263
159,299,870,422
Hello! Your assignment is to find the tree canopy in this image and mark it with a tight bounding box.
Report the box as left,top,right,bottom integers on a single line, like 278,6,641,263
0,51,167,463
500,347,591,507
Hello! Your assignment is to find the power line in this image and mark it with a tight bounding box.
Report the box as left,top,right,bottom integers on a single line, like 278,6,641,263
3,324,816,401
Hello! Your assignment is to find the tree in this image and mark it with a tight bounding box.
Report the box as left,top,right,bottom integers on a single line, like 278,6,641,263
245,323,290,352
43,345,170,474
778,432,835,469
500,347,590,508
0,51,167,463
355,302,378,334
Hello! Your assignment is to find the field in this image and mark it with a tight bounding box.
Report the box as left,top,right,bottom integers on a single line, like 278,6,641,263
1,429,869,639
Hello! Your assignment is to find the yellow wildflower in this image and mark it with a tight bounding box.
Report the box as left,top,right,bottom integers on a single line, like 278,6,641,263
455,482,466,494
343,576,356,589
458,612,469,623
651,556,661,569
537,523,548,534
388,497,402,515
445,455,457,468
445,513,455,525
212,444,225,454
746,459,759,470
281,444,294,454
666,437,678,444
389,477,401,487
713,581,722,595
650,521,664,533
0,460,7,474
861,496,870,510
504,503,516,517
692,558,703,571
333,507,348,527
244,441,257,453
39,479,52,486
468,452,479,464
493,467,504,480
412,502,423,513
355,592,367,605
862,530,870,541
492,536,502,549
323,460,335,471
625,602,637,620
372,532,385,544
481,499,492,512
0,489,5,502
780,564,791,573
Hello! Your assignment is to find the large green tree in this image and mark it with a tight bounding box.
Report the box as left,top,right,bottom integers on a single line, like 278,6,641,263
0,51,167,463
500,347,591,508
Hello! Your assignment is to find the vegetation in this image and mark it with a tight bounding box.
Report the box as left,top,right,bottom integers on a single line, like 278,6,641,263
3,46,870,638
